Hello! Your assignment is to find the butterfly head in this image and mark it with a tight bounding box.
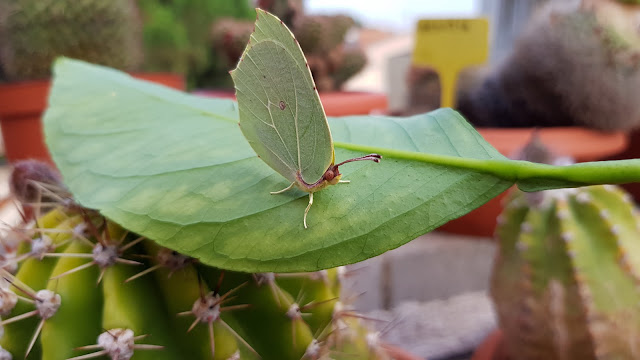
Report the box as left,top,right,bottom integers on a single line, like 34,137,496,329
323,167,342,186
325,153,382,185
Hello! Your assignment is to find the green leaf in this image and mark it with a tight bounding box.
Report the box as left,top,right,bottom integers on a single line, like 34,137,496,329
43,59,640,272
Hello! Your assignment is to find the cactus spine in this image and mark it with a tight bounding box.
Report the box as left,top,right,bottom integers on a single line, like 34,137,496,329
0,160,391,360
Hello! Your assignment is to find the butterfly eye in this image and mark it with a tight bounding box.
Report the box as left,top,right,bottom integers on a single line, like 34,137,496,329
324,169,336,181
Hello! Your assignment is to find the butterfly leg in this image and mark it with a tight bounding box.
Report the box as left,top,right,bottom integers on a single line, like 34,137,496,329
304,193,313,229
338,180,350,184
271,182,295,195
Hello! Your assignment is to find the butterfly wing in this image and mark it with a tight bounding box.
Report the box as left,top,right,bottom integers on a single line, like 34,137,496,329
231,9,334,186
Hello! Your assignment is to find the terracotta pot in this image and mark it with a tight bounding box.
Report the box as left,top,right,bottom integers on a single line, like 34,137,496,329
193,90,388,117
471,330,510,360
0,73,185,164
318,91,388,116
382,343,424,360
438,127,628,237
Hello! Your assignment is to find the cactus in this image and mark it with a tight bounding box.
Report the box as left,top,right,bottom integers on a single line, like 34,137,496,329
0,0,142,81
292,15,331,55
329,47,367,91
491,141,640,359
0,160,392,360
211,19,255,68
456,0,640,130
138,4,191,76
211,10,365,91
255,0,303,28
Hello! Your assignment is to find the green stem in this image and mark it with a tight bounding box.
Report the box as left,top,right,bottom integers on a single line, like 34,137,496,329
334,141,640,190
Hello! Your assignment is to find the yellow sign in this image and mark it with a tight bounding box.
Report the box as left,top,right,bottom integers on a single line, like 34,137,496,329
412,18,489,108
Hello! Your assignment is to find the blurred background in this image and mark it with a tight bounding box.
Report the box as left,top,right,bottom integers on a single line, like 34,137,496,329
2,1,640,359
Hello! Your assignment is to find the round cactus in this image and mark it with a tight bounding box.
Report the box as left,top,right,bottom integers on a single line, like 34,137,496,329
331,47,367,91
292,15,331,55
0,0,143,81
211,19,254,67
0,160,391,360
492,183,640,359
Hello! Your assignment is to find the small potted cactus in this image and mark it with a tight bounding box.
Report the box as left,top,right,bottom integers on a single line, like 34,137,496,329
473,137,640,360
0,0,184,164
201,2,387,116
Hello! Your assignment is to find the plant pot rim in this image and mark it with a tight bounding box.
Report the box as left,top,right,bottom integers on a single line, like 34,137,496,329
0,73,184,116
476,126,628,162
381,343,425,360
471,329,508,360
192,89,388,116
0,72,185,164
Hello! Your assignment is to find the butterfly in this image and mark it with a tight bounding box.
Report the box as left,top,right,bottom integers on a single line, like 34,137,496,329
231,9,380,228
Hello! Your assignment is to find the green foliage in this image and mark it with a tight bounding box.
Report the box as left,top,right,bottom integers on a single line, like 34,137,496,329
492,184,640,359
0,0,142,81
138,0,255,87
43,59,640,273
139,4,191,75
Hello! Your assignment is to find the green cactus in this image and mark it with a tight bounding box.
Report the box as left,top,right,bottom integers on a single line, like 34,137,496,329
0,0,142,81
491,141,640,359
0,161,391,359
331,47,367,90
138,4,191,76
325,15,356,51
292,15,331,55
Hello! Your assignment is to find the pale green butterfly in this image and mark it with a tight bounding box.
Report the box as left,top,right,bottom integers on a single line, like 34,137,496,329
230,9,381,228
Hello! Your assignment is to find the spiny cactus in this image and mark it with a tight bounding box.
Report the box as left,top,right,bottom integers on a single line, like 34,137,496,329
456,0,640,130
0,160,392,360
211,10,365,92
0,0,142,81
491,141,640,359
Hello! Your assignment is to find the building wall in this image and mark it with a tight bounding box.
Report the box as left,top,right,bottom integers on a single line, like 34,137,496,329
480,0,548,63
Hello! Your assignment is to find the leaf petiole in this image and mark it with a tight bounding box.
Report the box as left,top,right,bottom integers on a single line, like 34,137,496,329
334,141,640,192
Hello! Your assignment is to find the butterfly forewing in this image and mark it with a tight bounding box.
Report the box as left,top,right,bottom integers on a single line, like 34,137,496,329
231,9,333,186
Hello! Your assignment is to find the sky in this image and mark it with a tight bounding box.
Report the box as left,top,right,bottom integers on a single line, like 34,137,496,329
306,0,479,33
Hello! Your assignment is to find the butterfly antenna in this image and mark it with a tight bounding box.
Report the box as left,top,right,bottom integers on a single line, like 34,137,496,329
334,154,382,168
